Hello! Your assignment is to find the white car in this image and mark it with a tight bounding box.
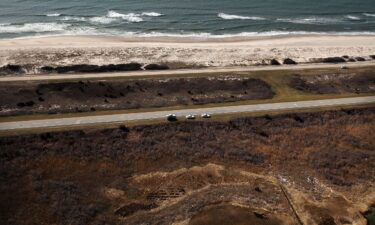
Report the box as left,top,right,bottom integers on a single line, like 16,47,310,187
201,113,211,118
185,114,196,120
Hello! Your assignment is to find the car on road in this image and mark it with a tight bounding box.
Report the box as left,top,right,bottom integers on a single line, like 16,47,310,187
185,114,196,120
166,114,177,121
201,113,211,118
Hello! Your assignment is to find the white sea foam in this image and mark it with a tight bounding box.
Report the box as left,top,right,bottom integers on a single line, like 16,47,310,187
363,13,375,17
141,12,163,17
60,16,117,24
277,17,341,25
46,13,61,17
12,26,102,39
60,16,87,22
59,11,162,25
218,13,265,20
0,23,70,33
89,16,117,24
346,15,361,20
107,10,143,22
107,10,126,18
60,11,163,25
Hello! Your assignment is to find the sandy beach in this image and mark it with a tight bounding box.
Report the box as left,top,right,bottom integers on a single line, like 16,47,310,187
1,35,375,70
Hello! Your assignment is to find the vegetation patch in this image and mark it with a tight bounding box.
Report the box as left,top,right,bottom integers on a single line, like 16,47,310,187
290,72,375,94
0,76,274,116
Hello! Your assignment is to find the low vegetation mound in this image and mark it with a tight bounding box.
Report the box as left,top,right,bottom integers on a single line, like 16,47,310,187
0,76,275,116
189,205,282,225
0,64,25,75
144,64,169,70
41,63,143,73
290,72,375,94
270,59,281,65
310,57,347,63
283,58,297,65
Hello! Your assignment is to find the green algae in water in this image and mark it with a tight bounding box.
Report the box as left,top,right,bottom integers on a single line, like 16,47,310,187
365,207,375,225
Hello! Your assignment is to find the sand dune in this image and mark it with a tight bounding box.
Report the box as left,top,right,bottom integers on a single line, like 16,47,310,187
1,35,375,68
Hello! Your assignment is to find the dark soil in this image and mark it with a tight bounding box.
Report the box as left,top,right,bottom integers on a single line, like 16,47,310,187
115,203,158,217
0,107,374,225
310,55,374,64
364,206,375,225
0,76,275,116
144,64,169,70
0,64,26,75
41,63,143,74
0,63,174,76
283,58,298,65
189,205,282,225
310,57,346,63
290,72,375,94
355,57,366,62
270,59,281,65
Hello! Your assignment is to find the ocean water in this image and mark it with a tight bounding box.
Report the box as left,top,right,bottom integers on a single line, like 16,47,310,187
0,0,375,39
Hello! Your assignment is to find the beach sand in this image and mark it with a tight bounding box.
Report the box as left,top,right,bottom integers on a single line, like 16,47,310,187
1,35,375,69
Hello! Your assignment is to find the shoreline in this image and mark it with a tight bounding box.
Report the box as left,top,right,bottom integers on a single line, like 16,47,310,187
2,30,375,42
2,33,375,46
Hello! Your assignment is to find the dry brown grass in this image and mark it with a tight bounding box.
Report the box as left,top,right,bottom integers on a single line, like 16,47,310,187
0,107,374,225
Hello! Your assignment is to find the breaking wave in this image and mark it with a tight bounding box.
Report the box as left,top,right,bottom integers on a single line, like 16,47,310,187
106,11,163,22
89,16,117,24
363,13,375,17
60,16,86,22
46,11,163,25
218,13,265,20
141,12,163,17
0,23,70,33
277,17,342,25
107,11,143,22
46,13,61,17
345,15,361,20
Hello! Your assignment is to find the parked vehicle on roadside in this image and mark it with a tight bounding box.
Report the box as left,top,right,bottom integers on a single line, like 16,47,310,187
201,113,211,118
185,114,196,120
166,114,177,121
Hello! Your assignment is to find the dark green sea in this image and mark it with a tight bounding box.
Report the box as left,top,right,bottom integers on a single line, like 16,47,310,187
1,0,375,39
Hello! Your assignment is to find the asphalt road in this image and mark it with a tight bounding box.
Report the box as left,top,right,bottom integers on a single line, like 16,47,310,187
0,96,374,131
0,62,374,82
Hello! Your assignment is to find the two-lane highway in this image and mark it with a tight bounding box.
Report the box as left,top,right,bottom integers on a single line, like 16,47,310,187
0,96,374,131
